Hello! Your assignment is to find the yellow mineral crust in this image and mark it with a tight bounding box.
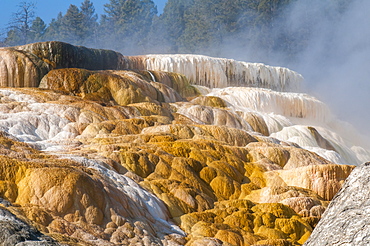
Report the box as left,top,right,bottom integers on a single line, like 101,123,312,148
191,96,227,108
39,68,198,106
182,200,312,246
0,42,363,246
0,134,185,245
273,164,354,200
246,142,332,169
0,86,355,245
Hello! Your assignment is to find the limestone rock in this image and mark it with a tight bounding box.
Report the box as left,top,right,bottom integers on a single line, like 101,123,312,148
304,162,370,246
175,102,252,131
0,41,126,88
0,206,59,245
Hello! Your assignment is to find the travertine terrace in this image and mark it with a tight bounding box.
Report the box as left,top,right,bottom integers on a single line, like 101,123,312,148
0,41,367,245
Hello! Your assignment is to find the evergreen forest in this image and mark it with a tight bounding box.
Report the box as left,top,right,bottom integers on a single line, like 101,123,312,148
1,0,353,64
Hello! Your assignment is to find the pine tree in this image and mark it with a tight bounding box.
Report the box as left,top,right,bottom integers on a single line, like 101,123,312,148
59,4,84,44
4,29,22,46
80,0,98,45
30,17,46,42
101,0,157,53
179,0,227,54
43,1,98,45
43,12,63,41
158,0,194,53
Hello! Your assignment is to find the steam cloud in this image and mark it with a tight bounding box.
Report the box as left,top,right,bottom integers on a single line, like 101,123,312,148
220,0,370,141
289,0,370,135
5,0,369,142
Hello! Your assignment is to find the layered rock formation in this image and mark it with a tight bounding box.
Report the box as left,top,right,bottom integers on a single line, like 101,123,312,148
124,54,303,91
0,41,125,88
0,41,367,245
0,42,303,91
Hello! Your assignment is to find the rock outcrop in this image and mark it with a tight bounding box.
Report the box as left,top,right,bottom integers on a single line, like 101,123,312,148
304,162,370,246
0,48,49,87
0,41,126,88
15,41,125,70
0,205,59,246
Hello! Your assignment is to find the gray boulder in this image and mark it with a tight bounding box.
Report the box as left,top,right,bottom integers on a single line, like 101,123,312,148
304,162,370,246
0,206,60,246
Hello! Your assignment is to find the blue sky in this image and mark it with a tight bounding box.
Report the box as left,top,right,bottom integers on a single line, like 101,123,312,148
0,0,167,36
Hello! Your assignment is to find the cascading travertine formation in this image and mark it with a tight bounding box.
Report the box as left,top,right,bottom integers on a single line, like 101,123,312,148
0,86,352,245
0,41,367,245
201,86,369,164
124,54,304,91
207,87,332,123
1,43,303,93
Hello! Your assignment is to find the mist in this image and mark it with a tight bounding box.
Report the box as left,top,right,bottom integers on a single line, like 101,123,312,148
3,0,369,141
217,0,370,141
292,0,370,140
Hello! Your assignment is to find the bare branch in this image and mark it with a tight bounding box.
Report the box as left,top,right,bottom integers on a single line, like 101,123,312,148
6,1,37,44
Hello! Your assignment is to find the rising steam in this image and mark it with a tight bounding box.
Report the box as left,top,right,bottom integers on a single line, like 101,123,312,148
291,0,370,139
219,0,370,143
